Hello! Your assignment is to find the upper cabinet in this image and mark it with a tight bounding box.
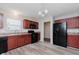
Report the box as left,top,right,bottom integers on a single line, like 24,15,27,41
66,16,79,28
23,20,30,29
23,19,39,29
55,16,79,29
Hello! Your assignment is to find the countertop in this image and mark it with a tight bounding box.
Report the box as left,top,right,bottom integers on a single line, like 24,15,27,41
68,32,79,35
0,32,32,37
0,32,40,37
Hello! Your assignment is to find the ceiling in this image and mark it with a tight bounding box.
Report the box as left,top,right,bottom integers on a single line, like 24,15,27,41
0,3,79,18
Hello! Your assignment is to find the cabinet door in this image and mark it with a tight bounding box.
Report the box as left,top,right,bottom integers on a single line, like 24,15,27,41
25,34,31,44
32,22,38,29
23,20,30,29
27,35,31,44
8,36,17,50
68,35,79,48
17,35,25,47
17,35,31,47
24,35,28,45
66,17,79,28
17,35,22,47
35,22,38,29
21,35,26,46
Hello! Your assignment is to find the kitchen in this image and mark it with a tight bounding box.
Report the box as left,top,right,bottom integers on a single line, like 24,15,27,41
0,4,40,54
0,3,79,55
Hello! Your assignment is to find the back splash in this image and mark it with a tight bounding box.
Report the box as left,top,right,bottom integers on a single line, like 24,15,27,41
67,28,79,35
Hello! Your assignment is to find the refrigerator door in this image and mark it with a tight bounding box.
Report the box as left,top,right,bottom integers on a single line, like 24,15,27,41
53,22,67,47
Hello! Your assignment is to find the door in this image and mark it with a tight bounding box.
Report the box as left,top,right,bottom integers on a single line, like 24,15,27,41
53,22,67,47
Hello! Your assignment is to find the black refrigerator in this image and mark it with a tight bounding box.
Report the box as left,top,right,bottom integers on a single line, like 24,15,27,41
53,22,67,47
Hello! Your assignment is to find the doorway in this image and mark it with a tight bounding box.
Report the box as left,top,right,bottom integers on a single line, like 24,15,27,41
44,22,50,43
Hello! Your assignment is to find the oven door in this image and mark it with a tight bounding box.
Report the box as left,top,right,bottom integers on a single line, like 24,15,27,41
0,37,7,54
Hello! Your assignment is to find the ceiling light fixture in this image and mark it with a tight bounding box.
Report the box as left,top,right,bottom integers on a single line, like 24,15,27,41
38,9,48,17
44,9,48,14
38,11,42,15
38,4,48,17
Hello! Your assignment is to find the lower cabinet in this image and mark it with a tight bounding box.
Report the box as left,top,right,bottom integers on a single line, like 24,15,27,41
8,36,17,50
68,35,79,48
17,35,25,47
7,33,40,51
25,35,31,44
8,34,31,50
0,33,40,54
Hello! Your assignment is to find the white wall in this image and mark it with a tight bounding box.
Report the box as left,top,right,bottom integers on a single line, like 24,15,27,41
0,9,40,34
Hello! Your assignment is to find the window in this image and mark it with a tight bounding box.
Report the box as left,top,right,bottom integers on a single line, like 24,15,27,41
7,18,22,31
0,13,3,28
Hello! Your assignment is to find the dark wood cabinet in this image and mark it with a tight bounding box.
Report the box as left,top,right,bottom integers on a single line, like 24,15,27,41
35,22,38,29
66,17,79,28
8,34,32,50
6,32,40,51
55,16,79,49
8,36,17,50
25,34,31,44
55,16,79,28
68,35,79,48
23,20,30,29
17,35,24,47
23,19,39,29
0,33,39,53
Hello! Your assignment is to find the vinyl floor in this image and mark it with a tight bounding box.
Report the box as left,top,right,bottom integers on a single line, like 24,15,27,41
2,41,79,55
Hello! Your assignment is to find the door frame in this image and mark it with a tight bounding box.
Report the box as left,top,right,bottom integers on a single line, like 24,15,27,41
43,20,53,44
44,22,51,43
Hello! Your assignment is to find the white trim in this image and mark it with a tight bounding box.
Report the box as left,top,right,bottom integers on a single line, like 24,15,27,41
40,17,53,44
